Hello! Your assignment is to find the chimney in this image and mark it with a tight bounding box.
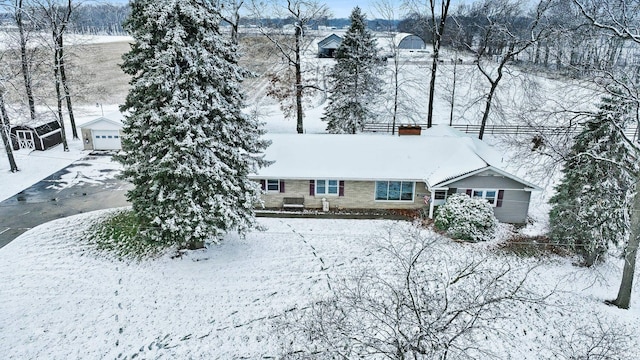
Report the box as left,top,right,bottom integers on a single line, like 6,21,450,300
398,125,422,136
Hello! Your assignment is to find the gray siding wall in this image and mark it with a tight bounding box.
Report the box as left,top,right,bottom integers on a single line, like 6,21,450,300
449,170,533,224
494,190,531,224
258,180,428,210
445,170,527,190
454,188,531,224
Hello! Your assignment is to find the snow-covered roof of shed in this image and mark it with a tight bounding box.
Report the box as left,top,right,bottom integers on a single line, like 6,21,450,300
254,125,531,188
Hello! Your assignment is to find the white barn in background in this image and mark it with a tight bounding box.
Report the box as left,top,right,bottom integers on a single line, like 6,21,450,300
394,33,425,49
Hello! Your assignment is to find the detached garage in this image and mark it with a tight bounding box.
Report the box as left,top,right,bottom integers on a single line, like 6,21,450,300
80,117,123,150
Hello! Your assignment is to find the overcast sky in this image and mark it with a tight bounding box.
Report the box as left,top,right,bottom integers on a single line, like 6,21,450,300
102,0,408,19
322,0,380,18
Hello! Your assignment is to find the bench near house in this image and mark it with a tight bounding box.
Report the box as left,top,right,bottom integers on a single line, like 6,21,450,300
251,125,541,224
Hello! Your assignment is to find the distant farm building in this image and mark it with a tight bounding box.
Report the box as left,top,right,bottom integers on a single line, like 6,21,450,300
11,120,62,151
394,33,425,49
317,33,343,58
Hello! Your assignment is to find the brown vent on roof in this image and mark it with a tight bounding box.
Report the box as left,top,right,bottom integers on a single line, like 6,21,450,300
398,125,422,136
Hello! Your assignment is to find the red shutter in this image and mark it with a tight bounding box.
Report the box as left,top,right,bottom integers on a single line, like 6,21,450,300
260,180,266,191
465,189,472,196
339,180,345,196
279,180,285,193
497,190,504,207
309,180,315,196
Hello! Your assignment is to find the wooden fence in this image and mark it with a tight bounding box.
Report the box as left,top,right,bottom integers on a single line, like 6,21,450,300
362,123,639,138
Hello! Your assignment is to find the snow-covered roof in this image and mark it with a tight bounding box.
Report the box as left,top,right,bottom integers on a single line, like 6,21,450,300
393,32,425,48
254,125,538,189
317,33,342,49
79,116,123,130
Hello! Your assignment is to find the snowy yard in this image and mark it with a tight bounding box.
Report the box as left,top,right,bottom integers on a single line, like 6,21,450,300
0,214,639,359
0,29,637,358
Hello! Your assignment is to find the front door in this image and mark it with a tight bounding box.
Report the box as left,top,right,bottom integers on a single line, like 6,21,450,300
16,130,35,149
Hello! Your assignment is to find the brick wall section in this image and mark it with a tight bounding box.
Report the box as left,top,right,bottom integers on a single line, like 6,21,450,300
257,180,427,210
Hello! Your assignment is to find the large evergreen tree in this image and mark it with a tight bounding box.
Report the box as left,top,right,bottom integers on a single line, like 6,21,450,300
117,0,269,248
549,92,638,266
322,6,383,134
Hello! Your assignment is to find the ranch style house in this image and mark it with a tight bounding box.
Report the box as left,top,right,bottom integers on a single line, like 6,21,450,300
251,125,541,224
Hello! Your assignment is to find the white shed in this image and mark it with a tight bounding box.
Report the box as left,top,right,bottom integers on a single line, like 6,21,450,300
79,117,123,150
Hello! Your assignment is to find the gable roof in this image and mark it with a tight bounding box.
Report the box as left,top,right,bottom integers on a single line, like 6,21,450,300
253,125,539,190
79,117,123,130
318,33,343,49
12,120,60,136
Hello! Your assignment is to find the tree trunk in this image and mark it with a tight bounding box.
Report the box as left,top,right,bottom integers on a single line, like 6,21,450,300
53,32,69,152
295,25,303,134
608,183,640,309
449,58,457,126
426,0,451,129
427,53,438,129
0,90,19,172
478,82,497,140
57,34,77,139
16,0,36,122
392,53,399,135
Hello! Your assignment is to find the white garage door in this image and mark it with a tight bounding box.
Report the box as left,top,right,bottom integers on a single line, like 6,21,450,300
92,130,122,150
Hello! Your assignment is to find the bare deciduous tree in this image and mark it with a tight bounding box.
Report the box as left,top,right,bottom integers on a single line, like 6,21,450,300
215,0,244,45
277,228,546,359
14,0,37,122
461,0,553,140
405,0,452,129
0,91,18,172
248,0,329,134
36,0,80,146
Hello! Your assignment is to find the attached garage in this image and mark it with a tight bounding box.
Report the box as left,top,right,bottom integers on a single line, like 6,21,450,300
80,117,123,151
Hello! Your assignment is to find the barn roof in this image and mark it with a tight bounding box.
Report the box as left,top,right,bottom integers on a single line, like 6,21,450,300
393,32,424,46
317,33,343,49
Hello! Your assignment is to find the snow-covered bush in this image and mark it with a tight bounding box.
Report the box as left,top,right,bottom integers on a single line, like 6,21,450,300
434,193,498,242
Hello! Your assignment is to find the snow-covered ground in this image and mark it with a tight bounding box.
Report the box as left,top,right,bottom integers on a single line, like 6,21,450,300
0,214,637,359
1,33,634,358
0,104,123,202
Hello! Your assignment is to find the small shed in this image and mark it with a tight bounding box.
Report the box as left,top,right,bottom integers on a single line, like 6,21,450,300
317,33,343,58
11,120,62,151
394,33,425,49
80,117,123,150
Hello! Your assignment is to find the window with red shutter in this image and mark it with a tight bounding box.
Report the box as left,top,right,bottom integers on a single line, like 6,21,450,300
496,190,504,207
309,180,315,196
